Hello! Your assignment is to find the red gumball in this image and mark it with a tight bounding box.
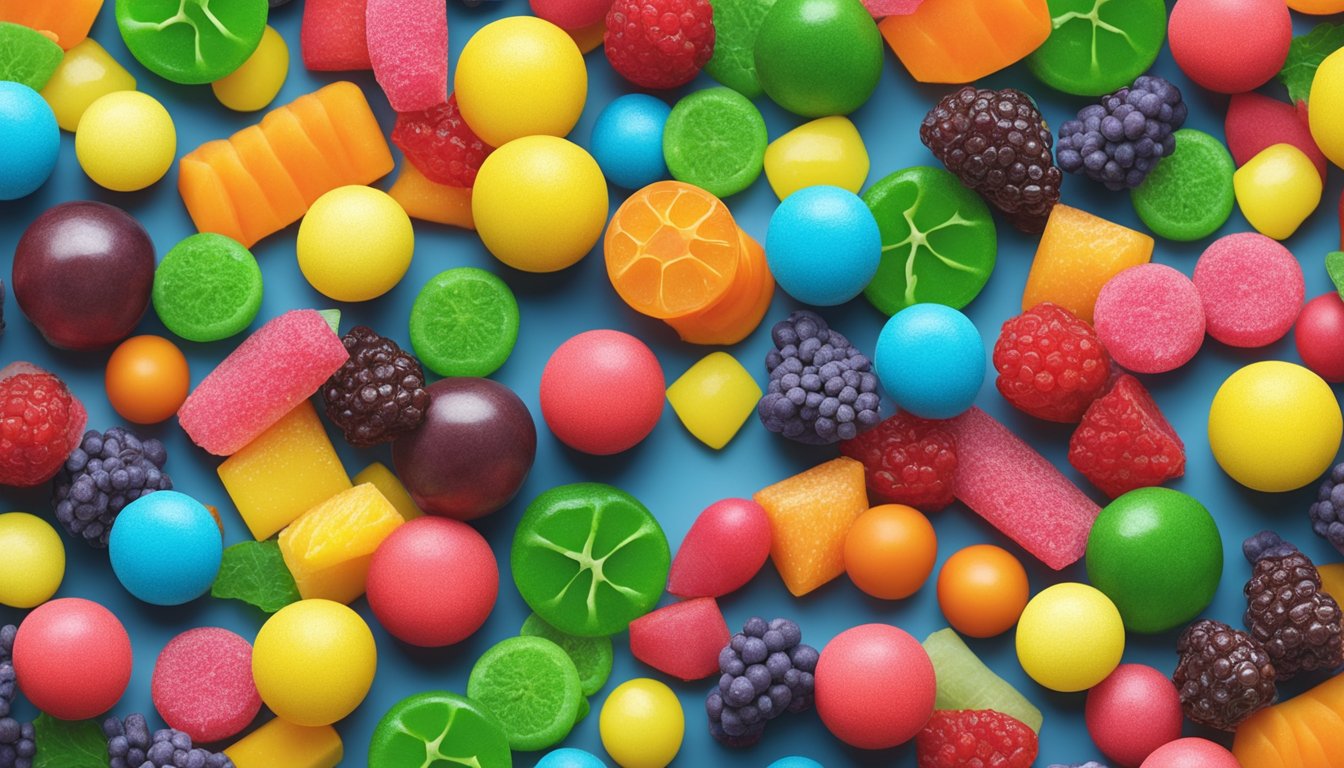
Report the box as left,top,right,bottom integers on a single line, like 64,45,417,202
1296,293,1344,382
1168,0,1291,94
1140,737,1241,768
13,598,133,720
815,623,936,749
540,330,665,455
1085,664,1183,767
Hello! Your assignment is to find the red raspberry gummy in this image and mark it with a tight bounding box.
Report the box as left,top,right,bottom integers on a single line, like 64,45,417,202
1069,374,1185,498
916,709,1038,768
0,364,87,487
391,95,493,187
604,0,715,90
993,302,1111,423
839,411,957,512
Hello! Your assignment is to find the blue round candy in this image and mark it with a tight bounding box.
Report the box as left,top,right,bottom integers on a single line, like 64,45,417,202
768,758,825,768
765,186,880,306
590,94,671,189
0,82,59,201
108,490,223,606
536,747,607,768
875,303,985,419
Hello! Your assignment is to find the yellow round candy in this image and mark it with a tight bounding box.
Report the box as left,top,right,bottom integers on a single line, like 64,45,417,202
763,115,870,200
1015,582,1124,692
473,135,608,273
212,26,288,112
1311,48,1344,169
454,16,587,146
1209,361,1342,492
75,90,175,192
1232,144,1322,241
297,185,414,302
599,678,684,768
252,599,377,726
0,512,65,608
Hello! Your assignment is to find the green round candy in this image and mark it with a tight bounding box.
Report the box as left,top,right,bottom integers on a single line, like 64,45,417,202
663,87,767,198
704,0,779,98
1027,0,1167,96
862,166,997,315
1130,129,1235,242
0,23,64,91
116,0,268,85
512,483,670,638
466,636,583,751
409,267,520,378
520,612,614,697
754,0,883,117
152,233,263,342
1085,486,1223,634
368,691,511,768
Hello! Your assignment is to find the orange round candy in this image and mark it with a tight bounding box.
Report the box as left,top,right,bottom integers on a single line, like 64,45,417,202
843,504,937,600
937,544,1030,638
105,335,190,424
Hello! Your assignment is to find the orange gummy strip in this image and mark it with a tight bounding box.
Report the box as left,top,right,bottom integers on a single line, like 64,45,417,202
386,162,475,230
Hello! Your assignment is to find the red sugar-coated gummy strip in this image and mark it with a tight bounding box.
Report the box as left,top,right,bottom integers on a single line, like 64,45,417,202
366,0,448,112
1224,92,1327,181
152,627,261,744
301,0,371,71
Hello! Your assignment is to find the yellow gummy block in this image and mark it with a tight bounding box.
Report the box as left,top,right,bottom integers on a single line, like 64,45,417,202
1233,144,1323,241
40,38,136,132
352,462,422,520
763,116,869,200
754,458,868,596
218,401,351,541
279,483,404,604
1022,204,1154,323
666,352,762,450
224,717,343,768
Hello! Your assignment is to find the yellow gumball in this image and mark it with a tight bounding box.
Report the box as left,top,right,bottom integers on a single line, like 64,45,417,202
1232,144,1322,241
212,26,289,112
252,599,377,726
297,185,414,302
454,16,587,146
0,512,65,608
1015,583,1124,692
473,135,608,273
600,679,684,768
1209,361,1342,492
1310,48,1344,169
75,91,175,191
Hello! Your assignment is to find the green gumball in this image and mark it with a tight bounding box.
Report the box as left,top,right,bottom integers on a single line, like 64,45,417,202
754,0,884,118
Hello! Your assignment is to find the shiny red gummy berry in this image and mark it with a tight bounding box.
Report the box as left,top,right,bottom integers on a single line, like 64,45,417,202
604,0,715,90
0,367,87,488
839,412,957,512
993,302,1111,423
1069,374,1185,499
391,95,493,187
916,709,1038,768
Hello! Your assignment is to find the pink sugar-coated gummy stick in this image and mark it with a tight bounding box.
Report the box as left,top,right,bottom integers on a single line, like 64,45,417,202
366,0,449,112
300,0,372,71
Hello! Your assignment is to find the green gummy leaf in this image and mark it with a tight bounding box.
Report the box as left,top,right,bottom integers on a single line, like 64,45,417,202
211,539,301,613
1327,251,1344,299
1279,22,1344,105
33,714,107,768
317,308,341,334
0,22,64,91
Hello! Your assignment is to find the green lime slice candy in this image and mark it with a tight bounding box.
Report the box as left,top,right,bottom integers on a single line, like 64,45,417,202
520,612,614,697
663,87,768,198
466,636,583,752
1027,0,1167,96
1130,129,1235,242
0,23,64,91
861,166,997,315
115,0,268,85
704,0,779,98
512,483,671,638
368,690,511,768
152,233,263,342
409,267,520,378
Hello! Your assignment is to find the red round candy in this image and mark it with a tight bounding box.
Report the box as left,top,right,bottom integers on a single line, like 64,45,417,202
13,598,133,720
366,517,499,647
1085,664,1183,767
815,623,935,749
1296,293,1344,382
1168,0,1291,94
540,330,665,455
1140,737,1241,768
152,627,261,743
530,0,611,29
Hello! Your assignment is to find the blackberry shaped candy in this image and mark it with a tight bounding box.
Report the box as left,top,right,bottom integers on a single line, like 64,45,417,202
104,714,233,768
1173,619,1276,731
0,626,33,768
1057,75,1187,191
1308,462,1344,555
52,428,171,549
322,326,430,448
1244,534,1344,679
705,617,818,748
757,311,881,445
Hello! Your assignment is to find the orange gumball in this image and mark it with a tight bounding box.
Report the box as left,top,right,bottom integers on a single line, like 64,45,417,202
937,544,1030,638
105,335,190,424
843,504,937,600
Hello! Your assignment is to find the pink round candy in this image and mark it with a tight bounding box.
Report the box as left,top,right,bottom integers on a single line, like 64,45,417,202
13,598,132,721
1085,664,1183,767
1094,264,1205,374
152,627,261,743
1295,293,1344,382
529,0,612,30
1168,0,1291,94
1193,233,1304,348
815,624,935,749
1140,737,1241,768
540,329,665,455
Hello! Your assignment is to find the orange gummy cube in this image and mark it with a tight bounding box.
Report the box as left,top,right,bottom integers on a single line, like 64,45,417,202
278,483,404,604
0,0,102,49
753,458,868,597
386,162,475,230
1022,204,1154,323
879,0,1051,84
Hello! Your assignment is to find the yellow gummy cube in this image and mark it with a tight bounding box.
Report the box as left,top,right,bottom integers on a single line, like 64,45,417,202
218,401,351,541
666,352,762,450
754,458,868,596
763,116,870,200
279,483,404,604
353,462,422,520
40,38,135,132
1022,204,1154,323
224,717,343,768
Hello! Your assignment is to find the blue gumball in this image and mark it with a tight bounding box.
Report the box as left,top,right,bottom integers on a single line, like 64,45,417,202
765,185,880,306
0,82,59,201
875,303,984,419
768,759,825,768
108,490,223,606
536,747,608,768
590,93,672,189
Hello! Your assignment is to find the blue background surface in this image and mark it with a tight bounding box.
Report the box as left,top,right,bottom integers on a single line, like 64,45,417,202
1,1,1342,765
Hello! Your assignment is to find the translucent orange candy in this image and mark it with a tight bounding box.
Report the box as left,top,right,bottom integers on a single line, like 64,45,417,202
879,0,1051,84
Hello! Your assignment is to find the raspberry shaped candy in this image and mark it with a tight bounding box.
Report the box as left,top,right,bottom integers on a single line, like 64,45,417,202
1308,462,1344,556
605,0,716,90
839,411,957,512
391,95,494,188
1173,619,1276,731
993,303,1110,423
1068,375,1185,499
1244,546,1344,680
104,713,234,768
0,363,87,488
1057,75,1188,191
322,326,430,448
52,428,173,549
915,709,1038,768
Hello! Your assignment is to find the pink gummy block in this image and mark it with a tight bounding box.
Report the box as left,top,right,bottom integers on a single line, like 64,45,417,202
367,0,448,112
629,598,731,682
152,627,261,744
1094,263,1205,375
948,407,1100,570
301,0,372,71
1225,92,1327,181
530,0,613,30
862,0,925,18
178,310,348,456
1194,233,1304,348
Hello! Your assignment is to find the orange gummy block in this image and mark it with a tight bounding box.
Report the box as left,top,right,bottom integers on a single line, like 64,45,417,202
666,229,774,345
1234,672,1344,768
879,0,1051,84
1022,204,1154,323
387,162,475,230
0,0,102,49
178,82,394,248
753,458,868,597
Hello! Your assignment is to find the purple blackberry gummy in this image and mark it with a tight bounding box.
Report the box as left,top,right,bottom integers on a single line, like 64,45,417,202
322,326,430,448
52,428,171,549
104,714,233,768
1309,462,1344,556
1244,547,1344,679
706,616,817,747
0,718,34,768
0,626,13,720
1173,618,1277,731
1057,75,1187,191
1243,530,1299,564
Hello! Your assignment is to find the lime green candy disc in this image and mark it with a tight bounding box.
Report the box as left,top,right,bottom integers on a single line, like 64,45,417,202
1130,129,1235,242
0,22,63,91
521,612,614,697
663,87,768,198
1027,0,1167,96
512,483,670,638
152,233,263,342
368,690,511,768
116,0,268,85
862,166,997,315
409,267,520,378
466,636,583,752
704,0,779,98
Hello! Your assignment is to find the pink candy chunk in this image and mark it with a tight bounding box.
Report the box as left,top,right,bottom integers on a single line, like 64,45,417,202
151,628,261,744
1094,263,1205,374
301,0,372,71
1194,233,1304,348
366,0,449,112
628,597,731,681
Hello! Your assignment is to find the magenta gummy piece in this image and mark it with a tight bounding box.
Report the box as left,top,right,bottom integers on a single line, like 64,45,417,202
862,0,925,17
1093,263,1205,374
1193,233,1304,348
530,0,613,30
301,0,372,71
151,627,261,744
366,0,448,112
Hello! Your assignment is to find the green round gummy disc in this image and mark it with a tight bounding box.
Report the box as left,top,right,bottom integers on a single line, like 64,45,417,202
368,691,511,768
521,612,614,697
754,0,883,117
116,0,268,85
152,233,263,343
466,636,583,752
409,267,520,378
1130,129,1235,242
704,0,779,98
512,483,670,638
1027,0,1167,97
862,166,997,315
663,87,768,198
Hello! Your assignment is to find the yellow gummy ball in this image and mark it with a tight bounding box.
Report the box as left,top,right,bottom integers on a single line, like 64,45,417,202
75,90,175,192
455,16,587,146
600,679,684,768
212,26,289,113
1209,361,1342,492
1015,583,1124,692
1232,144,1322,240
1311,48,1344,169
0,512,65,608
473,135,608,273
666,352,762,450
763,115,870,200
297,185,414,302
252,599,377,726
